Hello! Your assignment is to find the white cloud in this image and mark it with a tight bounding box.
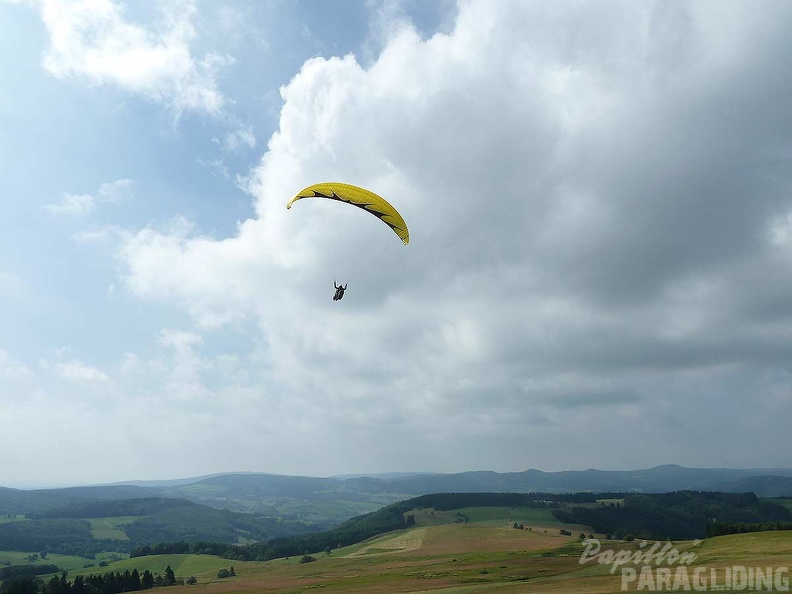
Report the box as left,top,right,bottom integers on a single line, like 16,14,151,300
45,192,95,216
225,125,256,152
3,0,779,481
38,0,230,115
115,1,792,401
46,179,132,217
98,178,133,202
198,158,229,180
53,360,112,384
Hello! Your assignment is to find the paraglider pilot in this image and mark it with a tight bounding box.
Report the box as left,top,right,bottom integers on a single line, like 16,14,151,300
333,281,347,301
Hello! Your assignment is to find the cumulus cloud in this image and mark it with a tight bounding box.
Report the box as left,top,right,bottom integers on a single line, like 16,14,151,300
45,192,95,216
97,178,133,202
106,1,792,472
37,355,112,385
46,178,132,217
38,0,230,115
53,360,112,384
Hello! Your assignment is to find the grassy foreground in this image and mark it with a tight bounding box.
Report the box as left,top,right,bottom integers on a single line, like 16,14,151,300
152,523,790,593
7,507,790,593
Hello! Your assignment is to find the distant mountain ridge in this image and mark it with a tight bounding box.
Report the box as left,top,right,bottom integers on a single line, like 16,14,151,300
2,465,791,521
375,464,792,495
712,475,792,497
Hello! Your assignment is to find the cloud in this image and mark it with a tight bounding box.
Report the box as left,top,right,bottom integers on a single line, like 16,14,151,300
113,2,792,392
38,0,230,115
224,126,256,152
57,362,111,384
198,158,229,180
46,178,132,217
0,349,33,381
97,178,133,202
50,359,112,384
45,192,95,216
98,1,792,474
73,226,120,243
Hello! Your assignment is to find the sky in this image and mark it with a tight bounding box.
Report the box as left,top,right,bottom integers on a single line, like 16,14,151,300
1,0,792,489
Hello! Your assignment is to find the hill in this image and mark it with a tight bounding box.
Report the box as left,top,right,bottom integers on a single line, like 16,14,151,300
0,486,154,516
374,464,792,495
16,509,792,594
551,491,792,540
0,498,316,557
108,490,791,563
4,465,792,530
712,475,792,497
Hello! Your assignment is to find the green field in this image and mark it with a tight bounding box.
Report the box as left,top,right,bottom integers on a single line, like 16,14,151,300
4,527,790,594
117,525,784,594
52,553,236,582
88,516,137,540
0,516,26,524
15,526,785,590
769,498,792,513
3,503,790,593
0,551,125,573
407,505,568,529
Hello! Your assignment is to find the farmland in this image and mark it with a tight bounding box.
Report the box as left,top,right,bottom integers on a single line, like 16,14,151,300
6,503,789,593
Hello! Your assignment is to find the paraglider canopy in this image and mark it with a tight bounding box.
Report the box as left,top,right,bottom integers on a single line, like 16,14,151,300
286,182,409,245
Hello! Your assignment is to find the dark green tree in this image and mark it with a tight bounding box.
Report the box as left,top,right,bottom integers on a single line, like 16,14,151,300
2,577,43,594
164,566,176,585
130,568,140,591
141,570,154,590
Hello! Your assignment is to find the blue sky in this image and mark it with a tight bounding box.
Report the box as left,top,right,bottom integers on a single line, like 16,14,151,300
2,0,792,488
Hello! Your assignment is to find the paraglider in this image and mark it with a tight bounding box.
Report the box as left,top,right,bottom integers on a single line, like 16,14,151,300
287,182,409,301
333,281,347,301
286,182,409,245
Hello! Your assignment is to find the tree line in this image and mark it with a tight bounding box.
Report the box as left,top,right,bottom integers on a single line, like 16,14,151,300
551,491,792,540
0,566,182,594
1,497,316,557
706,520,792,537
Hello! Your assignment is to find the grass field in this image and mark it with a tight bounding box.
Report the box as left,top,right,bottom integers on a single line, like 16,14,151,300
88,516,137,540
3,507,790,593
769,498,792,513
0,516,26,524
58,554,236,581
154,524,790,593
408,506,574,530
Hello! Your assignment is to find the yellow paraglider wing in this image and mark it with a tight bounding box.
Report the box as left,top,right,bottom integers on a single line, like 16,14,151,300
286,182,409,245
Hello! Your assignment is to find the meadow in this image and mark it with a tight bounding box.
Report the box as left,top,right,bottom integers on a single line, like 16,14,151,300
166,527,789,594
9,505,784,593
3,498,791,594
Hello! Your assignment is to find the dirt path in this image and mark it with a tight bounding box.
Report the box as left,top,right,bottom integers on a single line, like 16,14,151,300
346,527,428,556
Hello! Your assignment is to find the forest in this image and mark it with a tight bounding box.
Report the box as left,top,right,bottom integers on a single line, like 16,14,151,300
550,491,792,539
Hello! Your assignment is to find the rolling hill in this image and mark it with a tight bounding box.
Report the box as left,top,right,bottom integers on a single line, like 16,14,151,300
13,497,791,594
3,465,792,529
0,497,317,556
